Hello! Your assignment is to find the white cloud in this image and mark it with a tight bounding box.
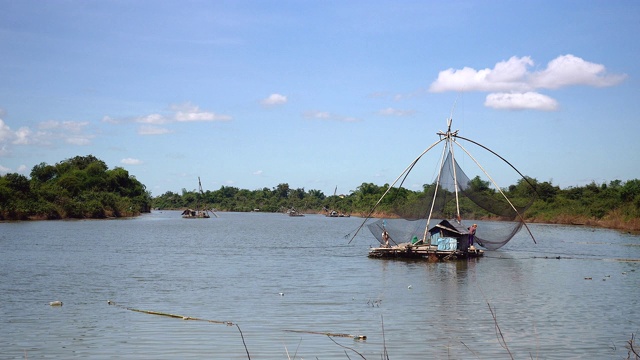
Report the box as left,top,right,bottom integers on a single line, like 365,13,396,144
253,170,263,175
65,135,94,145
106,102,233,130
38,120,93,145
429,56,534,93
429,55,626,111
1,118,94,153
0,119,15,143
172,103,232,122
378,107,416,117
261,93,288,106
39,120,90,132
135,113,168,124
530,54,627,89
17,164,27,172
0,164,11,174
485,92,559,111
121,158,143,165
304,111,331,119
303,111,361,122
138,125,173,135
101,115,119,124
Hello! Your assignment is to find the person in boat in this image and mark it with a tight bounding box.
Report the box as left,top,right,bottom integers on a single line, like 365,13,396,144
468,224,477,247
382,230,390,248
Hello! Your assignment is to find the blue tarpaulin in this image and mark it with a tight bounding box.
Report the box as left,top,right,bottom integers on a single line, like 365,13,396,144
437,237,458,251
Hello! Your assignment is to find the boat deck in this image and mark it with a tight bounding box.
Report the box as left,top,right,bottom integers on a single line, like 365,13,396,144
368,244,484,260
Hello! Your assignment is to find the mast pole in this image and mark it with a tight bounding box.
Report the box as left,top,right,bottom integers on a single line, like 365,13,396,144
197,177,202,214
446,118,462,222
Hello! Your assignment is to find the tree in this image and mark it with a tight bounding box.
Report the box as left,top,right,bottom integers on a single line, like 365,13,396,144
1,155,151,220
3,173,30,194
468,176,491,193
273,183,290,199
30,162,57,183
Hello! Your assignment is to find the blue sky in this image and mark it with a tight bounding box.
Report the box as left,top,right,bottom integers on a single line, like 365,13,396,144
1,1,638,197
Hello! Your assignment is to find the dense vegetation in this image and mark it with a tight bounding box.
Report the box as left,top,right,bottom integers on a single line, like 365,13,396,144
2,154,638,231
154,177,640,231
0,155,151,220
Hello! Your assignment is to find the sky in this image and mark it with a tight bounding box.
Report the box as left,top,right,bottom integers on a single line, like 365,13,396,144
1,0,638,197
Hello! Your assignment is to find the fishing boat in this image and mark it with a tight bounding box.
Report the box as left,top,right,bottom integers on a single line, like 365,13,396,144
182,177,218,219
326,210,351,218
350,116,536,260
324,187,351,217
286,207,305,217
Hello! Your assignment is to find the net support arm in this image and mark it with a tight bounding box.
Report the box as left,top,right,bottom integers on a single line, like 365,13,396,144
454,141,537,244
347,137,445,244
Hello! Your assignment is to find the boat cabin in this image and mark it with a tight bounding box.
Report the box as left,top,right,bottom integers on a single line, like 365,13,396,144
428,219,470,252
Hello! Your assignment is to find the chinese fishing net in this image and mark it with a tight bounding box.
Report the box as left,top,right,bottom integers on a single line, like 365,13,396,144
367,151,535,250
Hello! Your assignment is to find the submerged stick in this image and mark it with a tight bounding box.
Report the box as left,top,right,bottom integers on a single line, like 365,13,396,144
326,336,367,359
284,329,366,341
107,300,234,326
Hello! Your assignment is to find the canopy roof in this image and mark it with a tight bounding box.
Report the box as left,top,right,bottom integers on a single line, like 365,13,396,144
429,219,468,238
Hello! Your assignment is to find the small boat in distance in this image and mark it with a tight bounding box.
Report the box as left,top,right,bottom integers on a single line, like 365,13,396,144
287,207,305,217
324,187,351,217
182,177,218,219
350,116,537,260
181,208,210,218
325,209,351,217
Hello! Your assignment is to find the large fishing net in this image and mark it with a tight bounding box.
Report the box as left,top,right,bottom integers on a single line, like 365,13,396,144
367,151,535,251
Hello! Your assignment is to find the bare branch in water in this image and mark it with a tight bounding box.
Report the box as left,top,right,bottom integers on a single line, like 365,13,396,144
326,335,366,359
460,341,480,359
487,302,514,360
628,333,639,359
381,315,389,360
235,324,251,359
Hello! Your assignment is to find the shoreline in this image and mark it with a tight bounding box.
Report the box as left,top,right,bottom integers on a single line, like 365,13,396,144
340,211,640,234
5,209,639,234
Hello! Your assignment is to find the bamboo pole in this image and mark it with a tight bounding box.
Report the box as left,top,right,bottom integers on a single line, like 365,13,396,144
284,329,366,341
107,300,234,325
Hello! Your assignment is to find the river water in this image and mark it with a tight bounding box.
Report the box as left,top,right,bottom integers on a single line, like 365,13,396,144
1,211,639,359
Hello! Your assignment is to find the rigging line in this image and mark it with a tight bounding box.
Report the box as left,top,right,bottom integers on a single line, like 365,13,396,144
347,156,422,243
454,140,537,244
423,136,451,243
388,154,421,209
454,134,540,198
347,137,446,244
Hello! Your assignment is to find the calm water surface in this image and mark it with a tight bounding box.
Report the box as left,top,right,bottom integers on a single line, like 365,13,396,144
1,211,639,359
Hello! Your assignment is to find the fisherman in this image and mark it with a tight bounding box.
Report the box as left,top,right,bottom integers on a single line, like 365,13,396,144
382,230,390,248
468,224,477,247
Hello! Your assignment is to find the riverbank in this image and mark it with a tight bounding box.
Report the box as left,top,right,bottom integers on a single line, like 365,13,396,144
526,212,640,233
344,210,640,234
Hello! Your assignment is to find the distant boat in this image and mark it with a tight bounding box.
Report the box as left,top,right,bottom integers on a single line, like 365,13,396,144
181,208,210,218
350,116,537,260
286,207,305,217
325,209,350,218
182,177,218,219
324,187,351,217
